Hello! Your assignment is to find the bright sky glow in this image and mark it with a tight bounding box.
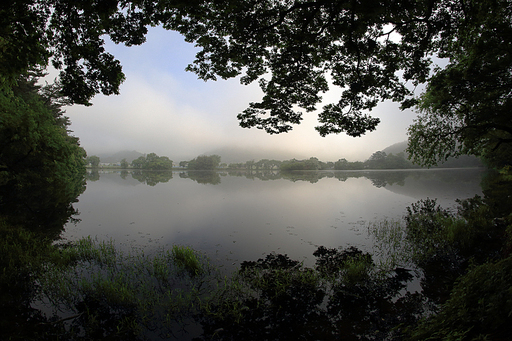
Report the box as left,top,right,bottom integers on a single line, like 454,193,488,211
64,27,416,163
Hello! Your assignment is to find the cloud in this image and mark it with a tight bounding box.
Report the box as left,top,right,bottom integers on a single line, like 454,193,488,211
68,74,231,158
65,28,415,163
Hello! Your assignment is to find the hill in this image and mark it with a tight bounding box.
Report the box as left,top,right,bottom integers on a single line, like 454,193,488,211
94,150,144,163
380,141,483,168
382,141,409,156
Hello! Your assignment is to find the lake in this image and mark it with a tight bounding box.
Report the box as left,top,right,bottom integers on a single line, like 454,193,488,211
63,168,485,270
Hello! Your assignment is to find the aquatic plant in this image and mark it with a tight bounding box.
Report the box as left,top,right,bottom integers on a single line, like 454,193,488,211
36,239,222,340
170,245,203,276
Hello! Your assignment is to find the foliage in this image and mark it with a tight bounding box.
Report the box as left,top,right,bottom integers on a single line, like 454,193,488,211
0,74,86,234
86,155,100,167
199,248,421,340
0,220,50,305
367,193,512,340
366,151,418,169
334,158,364,170
3,0,509,166
120,158,129,169
4,189,510,340
370,196,507,311
0,76,86,183
406,1,512,167
404,197,501,267
35,237,222,340
187,154,221,170
3,1,512,338
0,73,85,339
131,153,173,170
335,152,418,170
280,157,322,171
0,0,144,105
171,245,203,276
152,0,424,135
148,0,511,152
0,224,420,340
244,159,282,170
408,255,512,341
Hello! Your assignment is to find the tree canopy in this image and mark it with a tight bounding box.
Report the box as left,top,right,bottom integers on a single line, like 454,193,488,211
2,0,510,166
187,155,221,170
406,1,512,166
86,155,100,167
131,153,173,170
0,74,86,233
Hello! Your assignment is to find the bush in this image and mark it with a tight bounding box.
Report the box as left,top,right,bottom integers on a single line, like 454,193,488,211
409,256,512,340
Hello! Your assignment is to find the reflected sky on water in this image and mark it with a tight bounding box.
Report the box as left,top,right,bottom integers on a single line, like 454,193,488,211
63,169,484,270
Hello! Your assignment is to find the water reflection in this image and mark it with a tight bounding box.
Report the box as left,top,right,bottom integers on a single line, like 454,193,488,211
179,171,222,185
132,170,173,186
86,168,484,191
67,169,485,271
1,169,85,238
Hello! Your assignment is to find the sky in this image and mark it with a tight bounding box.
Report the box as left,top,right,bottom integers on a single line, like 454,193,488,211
62,27,418,164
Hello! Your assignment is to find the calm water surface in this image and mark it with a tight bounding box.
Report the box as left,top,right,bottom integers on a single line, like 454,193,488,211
63,169,485,269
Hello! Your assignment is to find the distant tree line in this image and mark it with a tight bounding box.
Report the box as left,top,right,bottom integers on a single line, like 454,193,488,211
88,148,480,172
280,157,334,171
335,151,481,170
228,159,282,170
335,151,416,170
223,151,481,172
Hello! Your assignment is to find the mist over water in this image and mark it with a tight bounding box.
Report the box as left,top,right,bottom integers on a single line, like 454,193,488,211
64,168,484,270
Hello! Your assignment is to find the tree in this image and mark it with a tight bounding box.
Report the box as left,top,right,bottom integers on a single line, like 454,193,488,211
86,155,100,167
3,0,510,166
365,151,387,169
280,158,320,171
0,0,150,105
334,158,364,170
130,153,172,169
120,158,129,169
406,1,512,167
245,160,255,170
187,155,221,170
0,74,86,232
131,156,146,169
228,163,244,170
147,0,510,145
147,155,172,170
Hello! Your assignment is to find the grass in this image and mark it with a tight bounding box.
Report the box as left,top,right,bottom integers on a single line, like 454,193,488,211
33,238,223,339
367,218,427,277
170,245,203,276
